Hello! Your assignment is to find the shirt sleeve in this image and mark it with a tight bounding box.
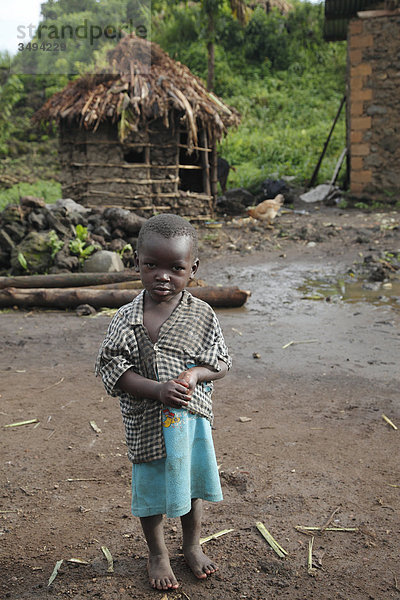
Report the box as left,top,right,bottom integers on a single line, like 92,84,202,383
192,312,232,372
95,307,139,397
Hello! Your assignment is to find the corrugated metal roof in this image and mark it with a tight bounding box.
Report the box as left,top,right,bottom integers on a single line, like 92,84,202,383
324,0,382,41
323,19,348,41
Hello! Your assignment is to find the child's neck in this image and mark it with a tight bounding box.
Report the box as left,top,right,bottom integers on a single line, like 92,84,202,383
143,291,182,344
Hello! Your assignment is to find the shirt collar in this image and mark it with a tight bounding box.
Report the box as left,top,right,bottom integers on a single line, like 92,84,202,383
129,289,192,326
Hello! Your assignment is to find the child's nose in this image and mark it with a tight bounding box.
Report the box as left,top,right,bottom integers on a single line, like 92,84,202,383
156,270,170,281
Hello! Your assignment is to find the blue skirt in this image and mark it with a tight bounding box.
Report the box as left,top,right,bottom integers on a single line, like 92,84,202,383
131,408,223,518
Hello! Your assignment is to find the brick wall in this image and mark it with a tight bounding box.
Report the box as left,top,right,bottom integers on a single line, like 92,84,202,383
347,13,400,200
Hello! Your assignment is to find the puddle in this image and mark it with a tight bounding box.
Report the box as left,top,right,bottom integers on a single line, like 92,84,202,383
299,275,400,309
203,255,400,316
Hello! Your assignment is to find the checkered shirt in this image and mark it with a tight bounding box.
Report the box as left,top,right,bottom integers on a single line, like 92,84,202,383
95,289,231,463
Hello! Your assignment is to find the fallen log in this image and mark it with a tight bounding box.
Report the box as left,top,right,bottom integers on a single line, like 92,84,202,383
83,278,207,291
0,286,250,310
85,280,144,290
0,270,140,290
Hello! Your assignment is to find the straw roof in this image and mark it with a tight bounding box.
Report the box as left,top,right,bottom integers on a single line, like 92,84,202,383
34,34,240,150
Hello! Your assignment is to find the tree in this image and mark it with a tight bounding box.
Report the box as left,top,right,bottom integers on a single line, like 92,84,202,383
0,54,24,155
202,0,249,90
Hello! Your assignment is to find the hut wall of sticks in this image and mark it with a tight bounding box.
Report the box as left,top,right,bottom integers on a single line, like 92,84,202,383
34,35,240,218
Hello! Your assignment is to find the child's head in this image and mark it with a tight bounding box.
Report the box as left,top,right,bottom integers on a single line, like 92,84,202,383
137,213,198,259
135,214,199,303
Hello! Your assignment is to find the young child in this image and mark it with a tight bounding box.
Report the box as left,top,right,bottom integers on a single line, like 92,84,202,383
96,213,231,591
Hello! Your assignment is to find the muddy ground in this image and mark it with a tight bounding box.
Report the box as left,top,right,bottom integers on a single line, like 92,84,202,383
1,202,399,600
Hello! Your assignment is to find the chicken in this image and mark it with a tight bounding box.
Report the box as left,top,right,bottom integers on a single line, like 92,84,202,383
247,193,284,226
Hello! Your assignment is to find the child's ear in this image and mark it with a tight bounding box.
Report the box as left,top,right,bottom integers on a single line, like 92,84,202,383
133,251,140,272
190,258,199,279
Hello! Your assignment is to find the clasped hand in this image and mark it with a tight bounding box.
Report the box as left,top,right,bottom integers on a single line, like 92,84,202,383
158,369,198,408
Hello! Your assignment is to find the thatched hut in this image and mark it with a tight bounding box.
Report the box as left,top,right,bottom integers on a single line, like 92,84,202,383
34,34,240,217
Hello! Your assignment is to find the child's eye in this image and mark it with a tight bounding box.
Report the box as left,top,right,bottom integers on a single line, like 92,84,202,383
144,263,155,268
173,266,185,271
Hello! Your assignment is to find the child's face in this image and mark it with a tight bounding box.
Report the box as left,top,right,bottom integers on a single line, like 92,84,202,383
135,233,199,304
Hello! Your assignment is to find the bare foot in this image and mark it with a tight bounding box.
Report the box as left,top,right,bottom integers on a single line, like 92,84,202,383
183,544,218,579
147,553,179,590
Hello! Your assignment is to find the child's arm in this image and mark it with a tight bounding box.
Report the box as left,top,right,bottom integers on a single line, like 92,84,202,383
177,360,228,395
116,369,191,409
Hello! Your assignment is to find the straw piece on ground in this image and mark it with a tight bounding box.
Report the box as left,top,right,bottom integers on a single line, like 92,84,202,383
296,526,359,534
66,478,101,482
200,528,234,545
90,420,102,434
40,377,65,392
282,339,318,349
48,560,63,587
4,419,39,428
382,414,398,430
256,522,287,558
67,558,90,565
101,546,114,573
307,537,317,577
319,506,340,534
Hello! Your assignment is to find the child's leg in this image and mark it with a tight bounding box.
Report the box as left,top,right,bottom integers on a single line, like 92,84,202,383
180,498,218,579
140,514,179,590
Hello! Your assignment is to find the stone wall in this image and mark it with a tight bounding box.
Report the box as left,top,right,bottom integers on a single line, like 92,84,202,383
347,12,400,200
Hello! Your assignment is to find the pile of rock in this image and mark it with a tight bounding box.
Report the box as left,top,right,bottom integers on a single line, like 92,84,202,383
0,197,146,275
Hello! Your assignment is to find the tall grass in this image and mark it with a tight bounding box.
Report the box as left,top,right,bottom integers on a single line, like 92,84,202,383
0,180,61,210
220,67,346,191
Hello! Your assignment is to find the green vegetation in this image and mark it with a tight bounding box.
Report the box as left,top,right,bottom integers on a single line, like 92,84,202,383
152,0,346,189
48,230,64,258
0,179,61,210
69,224,98,263
17,252,28,271
0,0,347,206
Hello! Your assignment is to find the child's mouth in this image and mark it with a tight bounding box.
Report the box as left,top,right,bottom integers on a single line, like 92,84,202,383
153,287,172,295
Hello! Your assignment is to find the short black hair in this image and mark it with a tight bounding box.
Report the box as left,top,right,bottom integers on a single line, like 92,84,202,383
137,213,198,257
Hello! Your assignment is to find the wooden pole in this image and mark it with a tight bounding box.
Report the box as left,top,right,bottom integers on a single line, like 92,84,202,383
210,142,218,210
308,95,346,188
201,129,211,197
0,271,140,290
0,286,251,309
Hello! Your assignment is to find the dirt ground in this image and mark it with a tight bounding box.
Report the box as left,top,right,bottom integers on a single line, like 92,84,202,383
1,202,400,600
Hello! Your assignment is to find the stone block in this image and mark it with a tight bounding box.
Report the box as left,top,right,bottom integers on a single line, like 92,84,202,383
351,89,373,102
350,102,364,118
350,34,374,49
349,48,363,66
352,143,370,156
349,20,364,36
83,250,124,273
351,182,365,195
351,169,372,184
351,63,373,78
351,117,372,131
350,130,364,144
351,157,364,171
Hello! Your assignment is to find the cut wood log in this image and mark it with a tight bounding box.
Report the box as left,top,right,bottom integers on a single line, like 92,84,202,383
0,286,250,310
85,280,144,290
0,271,140,290
84,277,206,290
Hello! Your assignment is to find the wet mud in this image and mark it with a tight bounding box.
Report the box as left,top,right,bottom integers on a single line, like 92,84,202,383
1,205,399,599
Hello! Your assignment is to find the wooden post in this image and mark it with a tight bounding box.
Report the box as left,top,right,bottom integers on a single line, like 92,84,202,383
308,95,346,188
144,129,152,208
210,141,218,210
200,129,211,197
